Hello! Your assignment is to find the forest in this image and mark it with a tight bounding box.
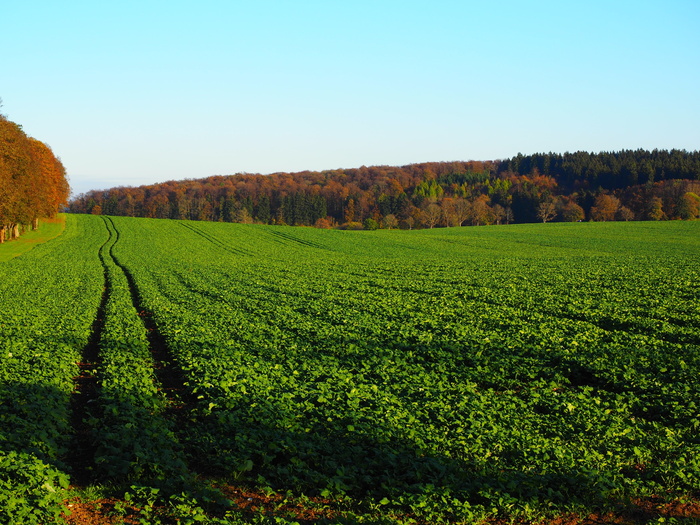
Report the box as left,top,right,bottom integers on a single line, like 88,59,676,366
68,149,700,229
0,112,70,242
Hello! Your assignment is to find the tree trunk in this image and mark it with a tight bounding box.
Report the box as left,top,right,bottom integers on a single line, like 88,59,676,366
12,224,20,239
32,218,39,230
0,227,4,244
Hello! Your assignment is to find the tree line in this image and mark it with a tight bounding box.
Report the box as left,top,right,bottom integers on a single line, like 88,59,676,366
0,109,70,242
68,149,700,229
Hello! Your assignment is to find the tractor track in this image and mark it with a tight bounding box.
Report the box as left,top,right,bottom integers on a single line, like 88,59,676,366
67,220,113,485
69,217,194,485
103,217,194,418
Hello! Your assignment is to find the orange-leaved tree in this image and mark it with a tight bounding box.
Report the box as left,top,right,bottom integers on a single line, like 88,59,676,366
0,113,70,242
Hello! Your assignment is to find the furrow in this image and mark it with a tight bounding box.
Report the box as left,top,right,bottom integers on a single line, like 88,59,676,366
67,217,113,485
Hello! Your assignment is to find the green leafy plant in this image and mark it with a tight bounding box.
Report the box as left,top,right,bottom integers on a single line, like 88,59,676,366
0,452,69,524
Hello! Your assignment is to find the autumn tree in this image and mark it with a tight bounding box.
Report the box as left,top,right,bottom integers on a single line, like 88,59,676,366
645,196,665,220
314,217,333,229
344,198,356,223
235,206,253,224
590,194,620,221
616,206,635,221
27,139,69,221
0,115,68,242
676,192,700,220
560,200,585,222
440,198,459,227
440,197,470,227
503,206,514,224
492,204,506,225
381,214,398,229
537,200,557,223
467,195,493,226
400,215,415,230
422,203,442,228
0,116,31,240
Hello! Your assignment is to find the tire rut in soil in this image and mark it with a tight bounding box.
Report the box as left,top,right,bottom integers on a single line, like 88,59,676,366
103,217,194,419
67,220,113,486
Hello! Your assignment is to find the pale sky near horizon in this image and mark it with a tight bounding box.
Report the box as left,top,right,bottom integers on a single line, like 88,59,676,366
3,0,699,196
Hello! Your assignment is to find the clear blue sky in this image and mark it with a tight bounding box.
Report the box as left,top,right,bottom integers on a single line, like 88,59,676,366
3,0,699,196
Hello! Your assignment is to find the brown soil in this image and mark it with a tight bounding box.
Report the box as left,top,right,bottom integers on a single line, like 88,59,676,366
495,495,700,525
61,487,700,525
62,496,141,525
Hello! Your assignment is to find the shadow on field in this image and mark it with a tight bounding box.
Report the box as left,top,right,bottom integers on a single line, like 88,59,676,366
0,381,72,469
0,350,648,519
181,400,615,512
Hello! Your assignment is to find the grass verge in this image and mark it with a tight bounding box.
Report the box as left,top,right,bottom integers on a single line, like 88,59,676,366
0,214,67,262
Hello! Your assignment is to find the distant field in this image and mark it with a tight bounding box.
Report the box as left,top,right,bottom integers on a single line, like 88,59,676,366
1,216,698,524
0,214,66,262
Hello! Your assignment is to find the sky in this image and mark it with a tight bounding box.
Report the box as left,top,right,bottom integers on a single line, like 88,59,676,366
3,0,699,196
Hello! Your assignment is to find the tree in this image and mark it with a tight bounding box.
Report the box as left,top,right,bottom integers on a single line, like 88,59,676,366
401,216,415,230
676,192,700,220
27,139,69,220
590,194,620,221
537,201,557,223
314,217,333,229
492,204,506,225
441,197,470,227
381,214,398,229
363,217,379,230
254,194,271,223
616,206,635,221
0,115,68,241
645,196,665,221
422,203,442,228
439,198,459,227
452,197,471,226
0,116,32,240
504,206,514,224
344,198,356,223
560,201,585,222
467,196,493,226
235,206,253,224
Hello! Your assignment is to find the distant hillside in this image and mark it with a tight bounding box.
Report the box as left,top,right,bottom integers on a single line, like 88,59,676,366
68,149,700,228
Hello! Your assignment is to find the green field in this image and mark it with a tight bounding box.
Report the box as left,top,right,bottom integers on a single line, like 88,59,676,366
0,215,66,262
1,215,698,524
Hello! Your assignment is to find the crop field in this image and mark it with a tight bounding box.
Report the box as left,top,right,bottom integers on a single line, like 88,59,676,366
0,215,699,524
